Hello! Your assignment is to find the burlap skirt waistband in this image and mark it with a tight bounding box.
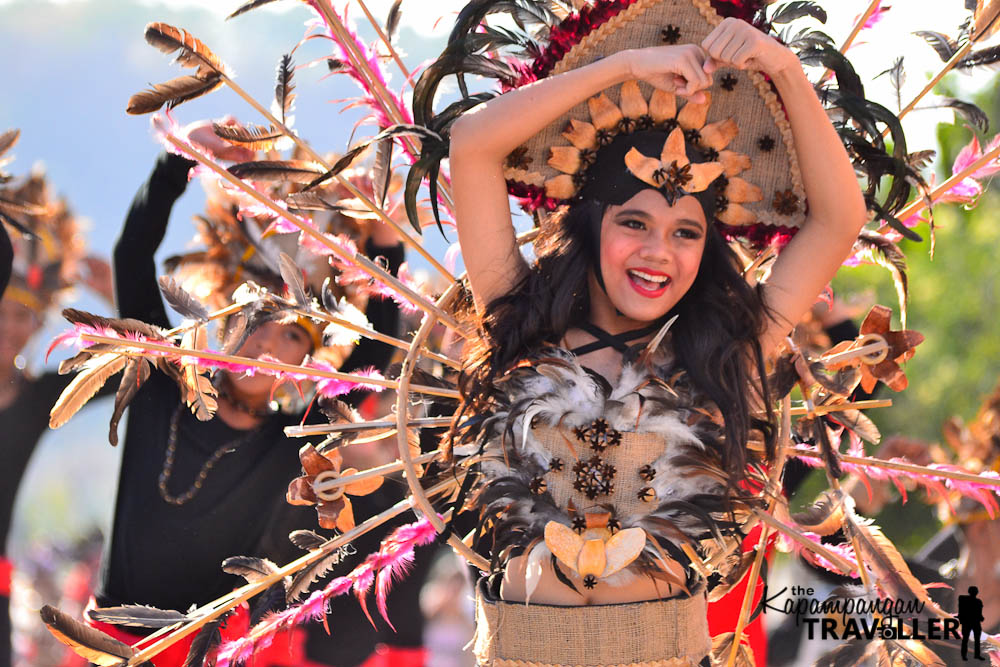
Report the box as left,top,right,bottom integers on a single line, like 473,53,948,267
473,586,712,667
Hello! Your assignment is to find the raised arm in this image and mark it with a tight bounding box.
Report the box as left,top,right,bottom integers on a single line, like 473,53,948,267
448,46,712,311
701,19,868,356
114,120,253,326
113,151,194,326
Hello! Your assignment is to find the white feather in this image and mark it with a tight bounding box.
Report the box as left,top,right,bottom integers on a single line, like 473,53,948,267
523,541,551,605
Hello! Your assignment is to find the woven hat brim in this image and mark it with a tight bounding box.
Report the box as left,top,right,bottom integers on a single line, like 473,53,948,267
503,0,807,232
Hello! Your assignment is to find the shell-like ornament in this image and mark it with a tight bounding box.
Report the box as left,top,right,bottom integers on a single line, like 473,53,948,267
649,89,677,123
588,93,624,132
699,118,739,151
677,93,711,130
619,80,648,120
725,176,764,203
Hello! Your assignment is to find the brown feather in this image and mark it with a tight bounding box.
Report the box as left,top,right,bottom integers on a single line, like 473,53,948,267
710,632,756,667
61,309,167,343
109,358,151,446
228,160,326,183
843,516,950,620
791,490,847,536
0,128,19,158
50,354,128,429
40,605,135,666
126,73,223,115
213,121,284,151
0,193,46,217
143,22,225,75
974,0,1000,39
180,328,217,421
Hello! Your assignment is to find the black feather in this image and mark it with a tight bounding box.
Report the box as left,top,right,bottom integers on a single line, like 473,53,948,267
290,530,328,550
287,548,352,602
87,604,189,630
875,56,905,111
274,53,295,125
769,1,827,25
303,124,442,192
221,555,281,584
158,276,210,321
914,30,958,62
40,605,136,666
959,43,1000,69
385,0,403,41
227,0,285,20
372,135,393,209
182,610,232,667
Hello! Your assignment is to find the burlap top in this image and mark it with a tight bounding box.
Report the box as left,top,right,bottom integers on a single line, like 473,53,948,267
531,424,668,518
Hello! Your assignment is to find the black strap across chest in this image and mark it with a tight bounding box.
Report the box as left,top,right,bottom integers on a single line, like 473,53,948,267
569,321,661,356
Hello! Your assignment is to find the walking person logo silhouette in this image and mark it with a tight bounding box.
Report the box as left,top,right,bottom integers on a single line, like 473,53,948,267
957,586,987,661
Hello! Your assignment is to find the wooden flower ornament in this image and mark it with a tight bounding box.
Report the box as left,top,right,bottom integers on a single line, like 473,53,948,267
624,126,724,203
621,109,762,224
823,305,924,394
287,443,383,531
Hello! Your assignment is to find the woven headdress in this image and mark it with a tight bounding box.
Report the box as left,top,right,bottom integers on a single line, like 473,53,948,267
412,0,928,254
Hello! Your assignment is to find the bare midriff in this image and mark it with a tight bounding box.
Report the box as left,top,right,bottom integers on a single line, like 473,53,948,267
500,552,688,605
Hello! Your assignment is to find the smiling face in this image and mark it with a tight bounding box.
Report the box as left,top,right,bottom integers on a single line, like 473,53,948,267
589,189,707,329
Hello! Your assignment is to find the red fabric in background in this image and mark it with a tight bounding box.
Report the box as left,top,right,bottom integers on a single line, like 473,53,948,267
0,557,12,597
85,597,306,667
707,526,773,666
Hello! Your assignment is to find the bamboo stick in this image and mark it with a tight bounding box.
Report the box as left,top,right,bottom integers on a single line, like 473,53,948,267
787,398,893,417
791,446,1000,488
312,0,456,212
724,396,792,667
306,451,483,493
896,41,973,122
752,509,857,575
725,523,770,667
163,302,242,337
126,478,460,664
290,307,461,369
355,0,411,80
818,337,888,367
216,73,454,281
163,134,461,330
285,416,454,437
78,333,461,399
893,139,1000,223
839,0,882,55
395,284,491,571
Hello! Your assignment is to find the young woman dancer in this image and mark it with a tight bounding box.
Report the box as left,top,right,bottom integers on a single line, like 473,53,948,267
446,11,866,666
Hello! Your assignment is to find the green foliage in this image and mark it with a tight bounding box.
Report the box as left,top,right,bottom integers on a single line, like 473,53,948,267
794,115,1000,553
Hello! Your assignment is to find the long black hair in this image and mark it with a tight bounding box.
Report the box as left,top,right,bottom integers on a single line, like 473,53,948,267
454,189,776,484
